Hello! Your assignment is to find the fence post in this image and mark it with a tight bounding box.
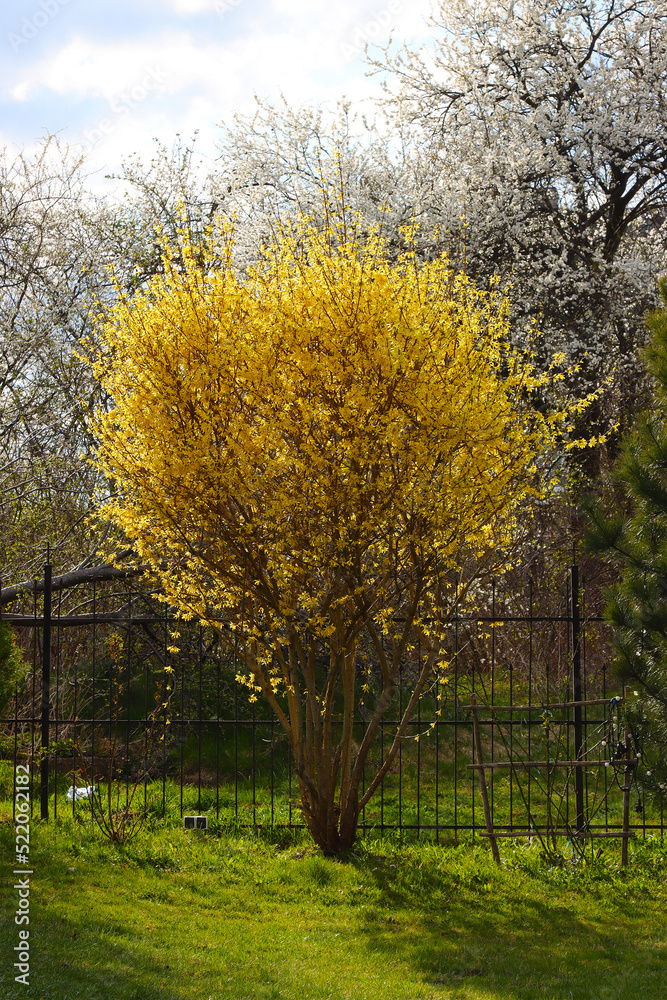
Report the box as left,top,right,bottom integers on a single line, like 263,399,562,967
40,559,52,821
570,565,585,837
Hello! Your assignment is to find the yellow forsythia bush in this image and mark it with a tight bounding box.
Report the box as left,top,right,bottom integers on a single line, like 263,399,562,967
87,219,561,851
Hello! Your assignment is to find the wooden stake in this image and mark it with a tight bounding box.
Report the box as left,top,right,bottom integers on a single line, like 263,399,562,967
470,693,500,865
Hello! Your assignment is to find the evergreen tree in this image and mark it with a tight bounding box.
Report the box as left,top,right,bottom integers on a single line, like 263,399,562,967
587,278,667,801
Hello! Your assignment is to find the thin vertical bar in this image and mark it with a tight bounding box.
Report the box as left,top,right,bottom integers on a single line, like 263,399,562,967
398,657,403,834
509,661,513,831
216,637,220,820
435,654,439,842
40,560,52,821
252,697,256,827
435,571,440,842
643,773,647,841
380,636,384,833
198,624,203,814
545,590,550,721
527,580,533,828
234,639,239,820
12,680,18,822
565,573,570,829
126,583,132,811
91,580,96,825
288,725,292,828
108,614,113,779
54,575,61,821
144,605,150,816
270,705,275,827
570,566,584,835
1,579,10,820
380,706,384,833
31,582,37,819
180,620,185,818
582,574,589,831
162,602,168,818
361,697,366,830
416,636,421,835
454,599,459,835
490,580,496,825
622,691,631,866
470,606,475,840
602,661,609,830
73,592,78,821
4,575,16,823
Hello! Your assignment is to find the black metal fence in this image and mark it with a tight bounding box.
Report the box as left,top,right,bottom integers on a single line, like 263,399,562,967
1,560,664,844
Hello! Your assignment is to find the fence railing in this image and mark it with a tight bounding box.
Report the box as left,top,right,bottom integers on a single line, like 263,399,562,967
1,560,664,844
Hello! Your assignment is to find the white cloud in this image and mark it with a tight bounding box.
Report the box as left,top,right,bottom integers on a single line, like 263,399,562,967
8,1,434,105
3,0,435,191
9,26,378,110
10,34,177,102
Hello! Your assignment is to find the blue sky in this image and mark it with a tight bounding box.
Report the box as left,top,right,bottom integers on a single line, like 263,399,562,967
1,0,434,191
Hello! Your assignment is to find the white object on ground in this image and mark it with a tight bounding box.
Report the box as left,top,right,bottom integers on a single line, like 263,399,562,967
66,785,97,801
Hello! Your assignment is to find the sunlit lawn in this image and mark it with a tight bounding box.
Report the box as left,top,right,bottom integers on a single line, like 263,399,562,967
1,805,666,1000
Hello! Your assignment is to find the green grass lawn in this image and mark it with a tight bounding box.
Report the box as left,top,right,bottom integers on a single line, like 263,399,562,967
1,810,666,1000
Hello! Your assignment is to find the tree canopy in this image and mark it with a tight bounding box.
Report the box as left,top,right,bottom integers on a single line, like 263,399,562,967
89,218,561,851
371,0,667,425
5,2,666,586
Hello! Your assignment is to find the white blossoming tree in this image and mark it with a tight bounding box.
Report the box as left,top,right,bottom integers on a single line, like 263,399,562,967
369,0,667,429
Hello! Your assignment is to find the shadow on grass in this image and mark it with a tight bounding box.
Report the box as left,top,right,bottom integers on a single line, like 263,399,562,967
0,903,188,1000
353,854,666,1000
